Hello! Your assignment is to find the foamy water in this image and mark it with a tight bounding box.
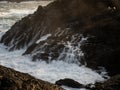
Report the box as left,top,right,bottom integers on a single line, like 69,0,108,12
0,1,53,31
0,44,107,90
0,1,108,90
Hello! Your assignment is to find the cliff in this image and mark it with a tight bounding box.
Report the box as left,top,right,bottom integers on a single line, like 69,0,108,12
1,0,120,75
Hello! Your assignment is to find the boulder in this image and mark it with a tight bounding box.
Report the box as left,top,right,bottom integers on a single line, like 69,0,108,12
0,65,64,90
55,78,85,88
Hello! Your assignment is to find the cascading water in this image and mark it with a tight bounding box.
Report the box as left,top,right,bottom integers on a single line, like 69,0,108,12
0,1,109,90
57,35,87,65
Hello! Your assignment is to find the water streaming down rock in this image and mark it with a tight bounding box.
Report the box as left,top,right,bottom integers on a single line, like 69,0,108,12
21,25,86,64
1,0,120,76
57,35,87,65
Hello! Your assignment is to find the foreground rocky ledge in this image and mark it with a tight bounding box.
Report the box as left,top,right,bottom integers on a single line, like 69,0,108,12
0,65,63,90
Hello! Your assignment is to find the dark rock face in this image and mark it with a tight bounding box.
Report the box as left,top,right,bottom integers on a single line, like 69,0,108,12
1,0,115,49
80,9,120,75
81,18,120,75
93,75,120,90
1,0,120,75
55,78,84,88
0,65,64,90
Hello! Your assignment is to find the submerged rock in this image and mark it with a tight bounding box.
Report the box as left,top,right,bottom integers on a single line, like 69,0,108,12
1,0,120,75
0,65,64,90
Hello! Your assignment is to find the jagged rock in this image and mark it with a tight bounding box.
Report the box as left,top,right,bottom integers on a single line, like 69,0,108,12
0,65,64,90
1,0,120,75
1,0,115,49
55,78,85,88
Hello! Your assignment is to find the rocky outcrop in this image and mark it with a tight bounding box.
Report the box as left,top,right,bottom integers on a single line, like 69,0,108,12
1,0,120,75
0,65,64,90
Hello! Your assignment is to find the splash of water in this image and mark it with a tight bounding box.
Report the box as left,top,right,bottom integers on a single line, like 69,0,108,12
57,35,87,65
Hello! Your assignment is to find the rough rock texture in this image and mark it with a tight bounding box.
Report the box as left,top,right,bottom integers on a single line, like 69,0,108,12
1,0,120,75
0,65,64,90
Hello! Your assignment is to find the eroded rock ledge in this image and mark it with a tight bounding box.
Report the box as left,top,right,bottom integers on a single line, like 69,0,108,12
0,65,64,90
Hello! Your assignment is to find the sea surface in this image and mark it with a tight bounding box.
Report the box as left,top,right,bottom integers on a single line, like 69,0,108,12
0,1,108,90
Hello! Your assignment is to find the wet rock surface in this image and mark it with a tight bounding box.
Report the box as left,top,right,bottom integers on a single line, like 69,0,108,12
0,65,64,90
55,78,85,88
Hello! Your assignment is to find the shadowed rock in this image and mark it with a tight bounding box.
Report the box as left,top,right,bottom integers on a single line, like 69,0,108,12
55,78,85,88
0,65,64,90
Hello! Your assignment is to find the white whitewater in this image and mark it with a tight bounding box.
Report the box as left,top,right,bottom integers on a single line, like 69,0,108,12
36,34,52,44
0,1,108,90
